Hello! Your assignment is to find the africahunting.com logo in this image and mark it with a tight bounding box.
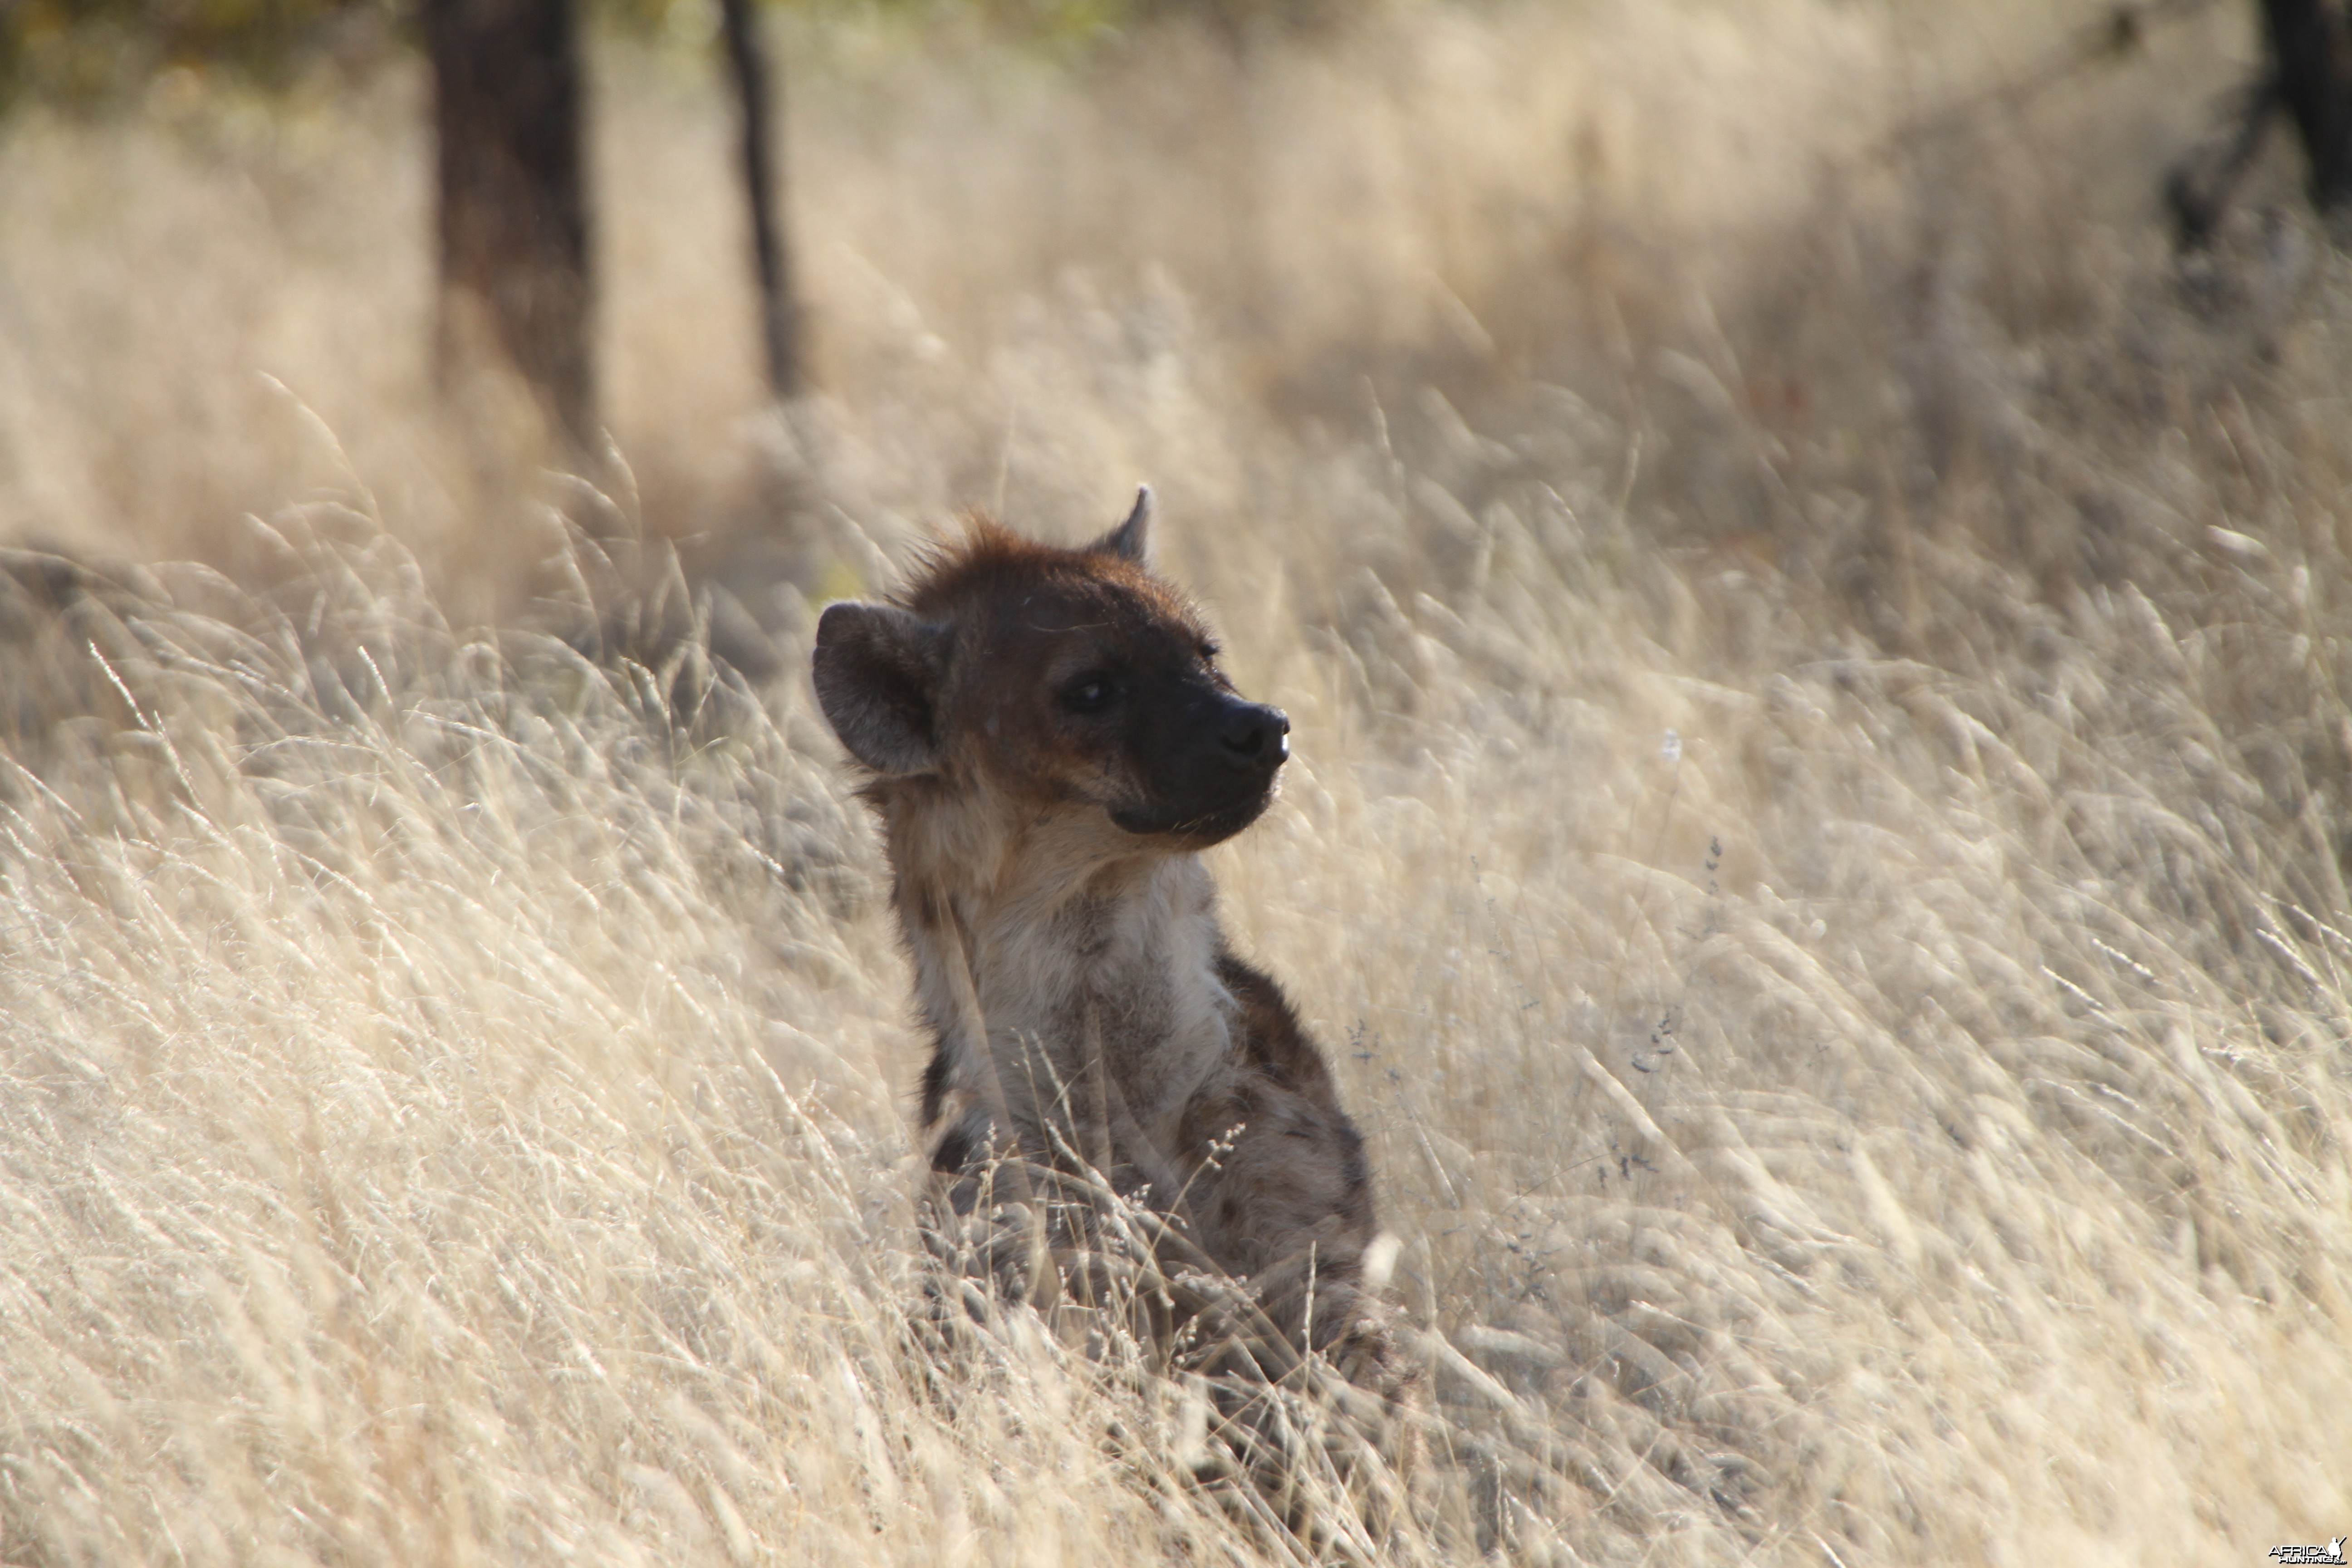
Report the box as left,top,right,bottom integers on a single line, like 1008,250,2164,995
2267,1540,2346,1565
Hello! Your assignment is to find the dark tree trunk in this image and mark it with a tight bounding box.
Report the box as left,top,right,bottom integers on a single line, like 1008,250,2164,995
423,0,596,452
719,0,801,399
2168,0,2352,248
2263,0,2352,211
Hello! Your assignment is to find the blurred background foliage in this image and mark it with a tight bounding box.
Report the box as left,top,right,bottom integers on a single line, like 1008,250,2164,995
0,0,1345,113
0,0,402,109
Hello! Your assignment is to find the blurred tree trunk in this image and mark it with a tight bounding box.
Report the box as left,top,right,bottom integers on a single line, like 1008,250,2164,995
423,0,596,453
2263,0,2352,211
719,0,801,399
2169,0,2352,246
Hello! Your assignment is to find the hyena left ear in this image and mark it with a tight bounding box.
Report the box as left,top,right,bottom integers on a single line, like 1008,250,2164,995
812,601,951,776
1088,485,1153,563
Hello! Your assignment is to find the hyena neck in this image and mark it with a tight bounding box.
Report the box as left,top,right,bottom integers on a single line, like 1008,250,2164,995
877,786,1236,1178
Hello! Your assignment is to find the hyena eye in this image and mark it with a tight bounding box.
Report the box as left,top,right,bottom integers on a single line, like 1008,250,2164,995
1062,676,1115,714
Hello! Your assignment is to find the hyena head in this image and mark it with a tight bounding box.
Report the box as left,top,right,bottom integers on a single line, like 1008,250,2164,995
811,489,1291,853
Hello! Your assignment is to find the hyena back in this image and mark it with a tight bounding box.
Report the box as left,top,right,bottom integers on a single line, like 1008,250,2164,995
812,491,1406,1398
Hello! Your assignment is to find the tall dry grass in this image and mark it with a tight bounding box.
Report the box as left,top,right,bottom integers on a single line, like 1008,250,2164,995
4,0,2351,1562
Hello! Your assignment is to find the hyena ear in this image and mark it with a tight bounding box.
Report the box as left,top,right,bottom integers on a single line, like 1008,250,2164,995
812,602,951,775
1088,485,1153,563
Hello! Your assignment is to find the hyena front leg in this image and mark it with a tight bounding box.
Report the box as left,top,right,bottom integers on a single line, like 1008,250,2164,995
1178,1083,1413,1404
1173,1086,1423,1536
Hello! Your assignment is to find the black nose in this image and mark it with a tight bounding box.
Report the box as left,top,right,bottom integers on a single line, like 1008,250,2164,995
1218,703,1290,766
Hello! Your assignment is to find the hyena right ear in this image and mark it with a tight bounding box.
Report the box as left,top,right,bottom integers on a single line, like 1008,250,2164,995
812,602,951,775
1088,485,1153,563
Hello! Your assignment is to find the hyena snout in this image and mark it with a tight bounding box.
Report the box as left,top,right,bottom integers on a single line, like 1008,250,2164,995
1110,689,1290,843
1214,701,1289,768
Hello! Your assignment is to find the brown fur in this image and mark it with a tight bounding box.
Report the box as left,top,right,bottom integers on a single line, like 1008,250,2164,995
812,500,1410,1405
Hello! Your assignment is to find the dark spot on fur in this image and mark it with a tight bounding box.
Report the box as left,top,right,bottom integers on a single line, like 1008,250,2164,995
920,1047,951,1128
932,1118,978,1174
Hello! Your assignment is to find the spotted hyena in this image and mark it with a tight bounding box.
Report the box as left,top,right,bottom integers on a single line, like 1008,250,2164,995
812,490,1408,1406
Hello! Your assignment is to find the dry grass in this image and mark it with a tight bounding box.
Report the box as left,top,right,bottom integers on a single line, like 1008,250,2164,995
4,1,2351,1562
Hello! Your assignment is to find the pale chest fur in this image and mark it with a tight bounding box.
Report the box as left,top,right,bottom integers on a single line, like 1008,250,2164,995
902,842,1239,1177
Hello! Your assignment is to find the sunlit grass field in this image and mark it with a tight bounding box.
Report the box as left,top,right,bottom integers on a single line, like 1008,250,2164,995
3,2,2349,1562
